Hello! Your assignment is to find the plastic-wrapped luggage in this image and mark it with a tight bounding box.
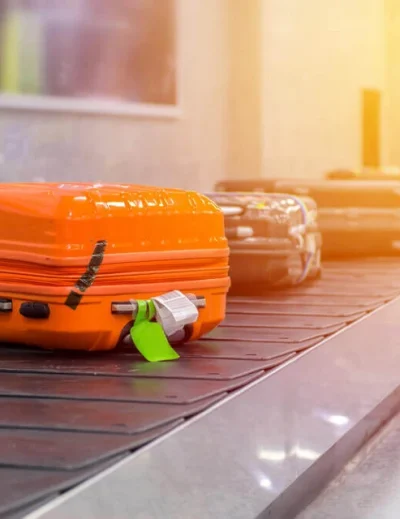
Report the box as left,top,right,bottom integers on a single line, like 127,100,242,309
207,192,321,289
215,177,400,256
326,168,400,181
274,179,400,255
215,178,279,193
325,170,359,180
0,183,230,351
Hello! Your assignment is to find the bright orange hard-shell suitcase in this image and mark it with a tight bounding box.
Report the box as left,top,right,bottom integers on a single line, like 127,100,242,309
0,183,230,351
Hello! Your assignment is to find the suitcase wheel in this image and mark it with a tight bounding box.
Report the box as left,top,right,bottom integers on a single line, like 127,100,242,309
117,321,192,349
168,325,193,345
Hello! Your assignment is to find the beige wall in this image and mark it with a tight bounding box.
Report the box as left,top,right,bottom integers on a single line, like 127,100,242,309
386,0,400,167
0,1,395,188
0,0,229,192
227,0,263,179
261,0,387,179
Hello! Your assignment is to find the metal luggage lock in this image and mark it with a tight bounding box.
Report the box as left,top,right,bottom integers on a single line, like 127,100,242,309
19,302,50,319
0,298,51,318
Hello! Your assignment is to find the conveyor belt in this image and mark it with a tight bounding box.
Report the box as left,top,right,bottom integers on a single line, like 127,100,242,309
1,259,400,518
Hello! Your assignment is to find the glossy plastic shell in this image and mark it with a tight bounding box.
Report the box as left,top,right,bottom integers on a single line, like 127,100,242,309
0,183,227,265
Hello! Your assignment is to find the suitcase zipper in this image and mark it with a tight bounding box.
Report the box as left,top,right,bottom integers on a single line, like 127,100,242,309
0,259,228,287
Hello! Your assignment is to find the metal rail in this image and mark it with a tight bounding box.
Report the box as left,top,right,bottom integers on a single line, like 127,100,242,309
297,411,400,519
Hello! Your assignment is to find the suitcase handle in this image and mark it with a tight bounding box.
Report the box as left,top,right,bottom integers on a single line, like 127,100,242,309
111,294,206,315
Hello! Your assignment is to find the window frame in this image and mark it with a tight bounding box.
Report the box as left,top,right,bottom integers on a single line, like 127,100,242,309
0,0,182,119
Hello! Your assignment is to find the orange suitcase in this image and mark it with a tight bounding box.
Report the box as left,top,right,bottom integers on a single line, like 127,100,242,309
0,183,230,351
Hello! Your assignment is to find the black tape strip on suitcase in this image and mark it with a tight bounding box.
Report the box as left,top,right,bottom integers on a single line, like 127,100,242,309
65,240,107,310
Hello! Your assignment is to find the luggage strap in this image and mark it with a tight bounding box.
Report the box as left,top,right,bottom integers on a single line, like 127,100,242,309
284,195,319,284
128,291,202,362
130,299,180,363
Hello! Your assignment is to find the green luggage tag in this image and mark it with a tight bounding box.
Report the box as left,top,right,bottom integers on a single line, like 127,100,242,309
130,299,180,362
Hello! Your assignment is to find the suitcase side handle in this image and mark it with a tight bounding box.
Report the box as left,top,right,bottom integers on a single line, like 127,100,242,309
111,294,206,315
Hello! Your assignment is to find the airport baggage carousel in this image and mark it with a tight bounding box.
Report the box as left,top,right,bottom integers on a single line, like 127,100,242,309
2,258,400,518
